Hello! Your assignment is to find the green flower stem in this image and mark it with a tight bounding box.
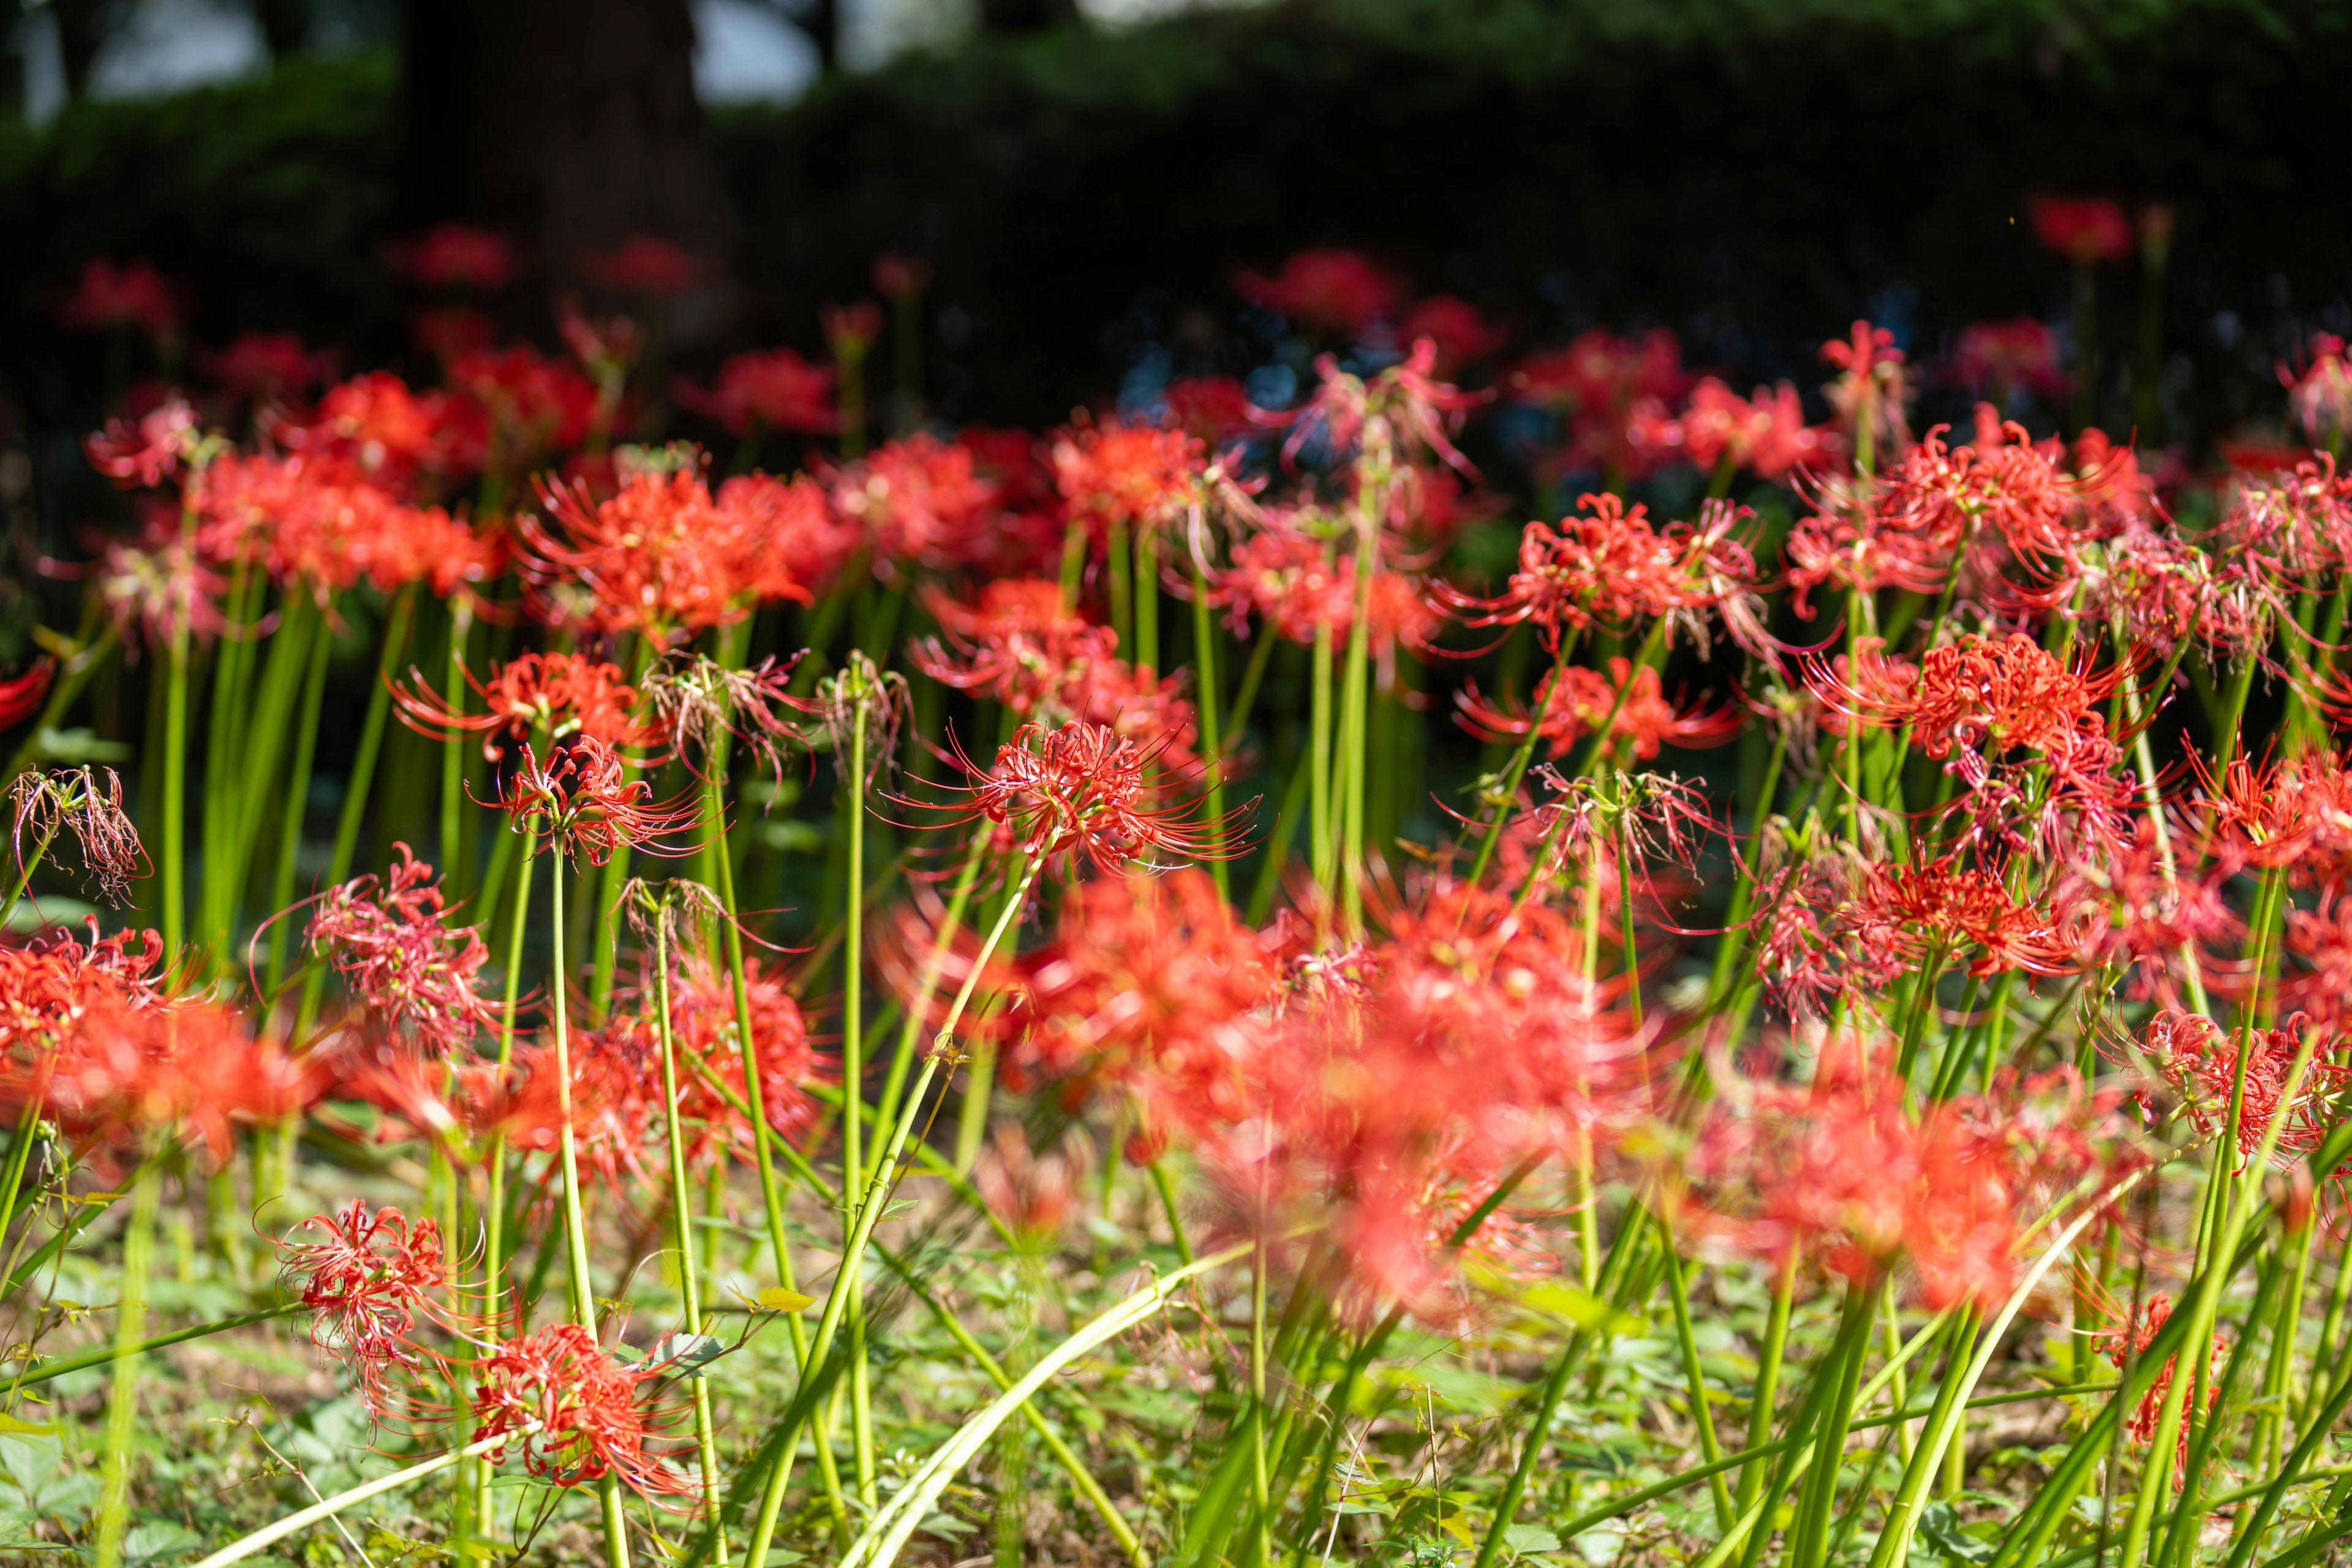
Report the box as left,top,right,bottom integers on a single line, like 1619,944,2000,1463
1149,1158,1194,1265
1335,499,1380,929
1308,600,1335,896
842,679,876,1512
4,823,58,925
545,850,635,1568
296,586,417,1032
1733,1250,1796,1517
1135,524,1159,673
93,1153,160,1568
264,601,336,998
589,633,658,1017
196,562,260,966
12,1300,301,1389
651,907,730,1561
1786,1282,1875,1568
743,848,1044,1568
1221,624,1276,757
1660,1227,1732,1527
160,632,192,966
1468,1326,1588,1568
215,589,318,976
2118,663,2212,1016
1107,520,1133,651
1188,551,1231,898
440,593,473,891
2158,1243,2289,1568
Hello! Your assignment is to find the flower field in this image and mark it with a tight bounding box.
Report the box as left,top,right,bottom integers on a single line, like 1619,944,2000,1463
7,209,2352,1568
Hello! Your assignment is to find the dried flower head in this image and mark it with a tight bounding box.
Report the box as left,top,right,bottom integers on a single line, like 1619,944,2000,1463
9,767,145,905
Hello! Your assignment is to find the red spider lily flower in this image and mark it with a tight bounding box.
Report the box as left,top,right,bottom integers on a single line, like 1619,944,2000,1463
2029,195,2136,266
1820,320,1911,462
2286,892,2352,1039
1015,867,1277,1106
719,469,862,594
396,650,660,762
1278,341,1483,480
1813,632,2117,788
1051,417,1207,541
0,660,53,733
913,582,1200,753
1684,1068,2044,1311
826,432,1001,573
2097,1292,2220,1485
2187,750,2352,888
674,347,839,435
2139,1010,2351,1170
276,1199,448,1410
487,1027,662,1188
1951,318,2069,404
2070,821,2241,1000
2215,453,2352,579
1458,657,1743,764
2282,333,2352,451
307,845,499,1054
9,767,144,905
1231,247,1406,336
974,1123,1087,1244
330,1041,512,1159
472,1323,696,1499
1161,375,1257,442
1400,295,1510,377
1863,859,2079,980
85,396,203,489
293,371,462,484
1437,492,1763,655
925,719,1240,872
448,345,600,466
873,252,932,298
195,331,340,402
1206,526,1441,668
1749,849,1916,1019
582,234,700,296
40,997,309,1170
2032,518,2269,662
0,922,167,1056
1512,328,1686,418
822,299,884,363
521,464,821,643
1676,378,1840,483
97,535,228,654
198,456,499,598
1875,422,2076,562
388,224,517,292
58,258,184,343
496,737,698,865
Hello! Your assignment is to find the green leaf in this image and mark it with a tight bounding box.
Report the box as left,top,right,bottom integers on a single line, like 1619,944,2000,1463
1504,1524,1563,1559
0,1415,55,1438
655,1332,728,1378
753,1287,816,1313
1510,1279,1645,1338
1921,1502,1995,1566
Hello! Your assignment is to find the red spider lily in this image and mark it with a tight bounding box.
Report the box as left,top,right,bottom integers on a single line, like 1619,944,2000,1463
331,1042,511,1159
1684,1067,2043,1311
1750,850,1916,1019
925,719,1240,872
37,996,309,1170
914,583,1199,753
827,433,1001,574
9,767,144,905
395,650,661,761
1820,320,1911,462
2286,892,2352,1038
307,845,500,1055
674,348,839,435
495,737,698,865
1207,526,1441,665
1278,341,1483,480
472,1323,696,1499
489,1028,662,1188
276,1199,449,1411
97,536,228,654
1875,422,2077,562
2282,333,2352,451
1512,329,1689,484
521,464,820,643
2215,453,2352,578
582,235,700,296
388,224,516,292
86,396,203,489
1676,378,1840,483
0,660,53,733
2070,821,2241,999
58,258,183,342
2188,750,2352,887
1458,657,1743,764
873,252,932,298
1015,867,1277,1106
2032,518,2271,662
195,454,502,598
195,331,340,402
717,470,862,594
2029,195,2136,266
293,371,467,486
974,1123,1087,1244
2095,1292,2220,1485
1951,318,2069,404
1050,417,1206,541
1400,295,1510,377
1812,631,2117,788
0,922,167,1054
447,345,600,466
822,300,884,362
1863,859,2080,980
1231,248,1406,337
1437,492,1762,654
1162,375,1257,442
2139,1009,2351,1170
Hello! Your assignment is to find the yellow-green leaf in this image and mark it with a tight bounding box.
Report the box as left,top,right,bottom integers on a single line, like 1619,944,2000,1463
756,1287,816,1313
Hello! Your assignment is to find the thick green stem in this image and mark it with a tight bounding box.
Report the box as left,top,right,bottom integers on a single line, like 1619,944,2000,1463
94,1156,161,1568
652,907,729,1559
264,602,336,997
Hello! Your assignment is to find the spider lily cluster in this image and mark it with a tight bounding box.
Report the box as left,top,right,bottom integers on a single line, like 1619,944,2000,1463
7,219,2352,1568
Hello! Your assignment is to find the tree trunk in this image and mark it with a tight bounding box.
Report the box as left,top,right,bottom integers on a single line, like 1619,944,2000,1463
397,0,737,342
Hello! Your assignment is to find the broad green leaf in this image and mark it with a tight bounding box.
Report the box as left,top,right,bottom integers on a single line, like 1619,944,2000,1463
754,1287,815,1313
